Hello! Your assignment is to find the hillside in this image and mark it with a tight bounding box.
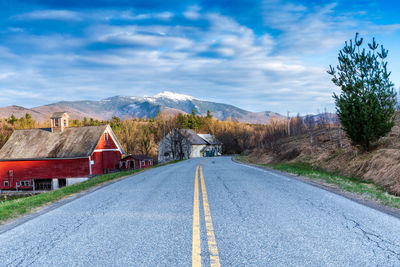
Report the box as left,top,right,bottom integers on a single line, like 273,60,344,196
0,91,284,124
245,111,400,195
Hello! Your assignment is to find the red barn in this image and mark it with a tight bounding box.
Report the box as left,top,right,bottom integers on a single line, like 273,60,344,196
0,112,125,190
120,155,153,170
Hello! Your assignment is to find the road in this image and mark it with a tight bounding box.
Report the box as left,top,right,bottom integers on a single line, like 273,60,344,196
1,156,400,266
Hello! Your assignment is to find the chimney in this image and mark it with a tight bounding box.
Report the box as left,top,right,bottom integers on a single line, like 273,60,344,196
50,112,69,133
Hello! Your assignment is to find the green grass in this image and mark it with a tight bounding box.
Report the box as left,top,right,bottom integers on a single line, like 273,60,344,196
236,157,400,209
0,159,183,224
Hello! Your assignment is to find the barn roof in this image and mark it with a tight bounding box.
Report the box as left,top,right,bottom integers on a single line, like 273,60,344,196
0,125,122,160
178,129,208,145
197,134,222,145
123,154,153,160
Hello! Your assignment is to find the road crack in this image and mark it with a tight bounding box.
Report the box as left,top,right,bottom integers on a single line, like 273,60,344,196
342,213,400,261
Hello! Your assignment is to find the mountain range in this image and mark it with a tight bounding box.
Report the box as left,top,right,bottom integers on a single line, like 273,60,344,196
0,91,284,124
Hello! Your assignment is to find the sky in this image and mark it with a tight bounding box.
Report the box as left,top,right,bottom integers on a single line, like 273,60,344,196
0,0,399,115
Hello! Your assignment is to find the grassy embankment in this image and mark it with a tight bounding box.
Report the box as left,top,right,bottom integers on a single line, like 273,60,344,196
0,160,182,224
236,155,400,209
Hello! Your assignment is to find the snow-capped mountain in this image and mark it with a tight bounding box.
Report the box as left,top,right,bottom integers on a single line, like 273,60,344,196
0,91,284,124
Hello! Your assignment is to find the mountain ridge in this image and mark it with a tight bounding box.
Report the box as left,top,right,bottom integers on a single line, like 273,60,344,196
0,91,284,124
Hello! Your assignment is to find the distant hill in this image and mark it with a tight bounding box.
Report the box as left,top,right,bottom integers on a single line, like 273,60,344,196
0,91,284,124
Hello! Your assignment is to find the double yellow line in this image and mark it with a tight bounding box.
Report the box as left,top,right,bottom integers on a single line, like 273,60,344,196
192,162,221,267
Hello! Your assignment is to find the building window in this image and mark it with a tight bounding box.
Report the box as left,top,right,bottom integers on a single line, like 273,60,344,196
104,132,108,141
141,160,145,166
54,118,59,127
3,181,9,187
63,119,67,127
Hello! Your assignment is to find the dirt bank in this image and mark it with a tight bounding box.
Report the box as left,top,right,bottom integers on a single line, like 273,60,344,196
246,112,400,195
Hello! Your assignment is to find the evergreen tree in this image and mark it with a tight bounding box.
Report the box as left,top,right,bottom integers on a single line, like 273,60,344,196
328,33,397,151
8,114,17,125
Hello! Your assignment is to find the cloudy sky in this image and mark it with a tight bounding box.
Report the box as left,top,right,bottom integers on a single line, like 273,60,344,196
0,0,399,114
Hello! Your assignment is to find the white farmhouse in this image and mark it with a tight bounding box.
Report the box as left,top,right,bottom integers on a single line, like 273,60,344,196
158,129,222,163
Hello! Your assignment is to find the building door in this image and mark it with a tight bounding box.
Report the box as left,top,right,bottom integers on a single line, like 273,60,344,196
58,179,66,188
130,160,135,169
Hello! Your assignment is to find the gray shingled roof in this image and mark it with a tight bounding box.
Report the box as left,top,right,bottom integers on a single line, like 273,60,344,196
197,134,222,145
123,154,153,160
178,129,208,145
50,112,69,118
0,125,110,160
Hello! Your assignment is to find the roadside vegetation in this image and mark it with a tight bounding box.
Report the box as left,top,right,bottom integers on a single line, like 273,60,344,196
237,156,400,209
0,160,182,224
328,33,397,151
237,34,400,200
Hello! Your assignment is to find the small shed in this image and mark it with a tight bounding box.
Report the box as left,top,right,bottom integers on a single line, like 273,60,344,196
121,155,153,169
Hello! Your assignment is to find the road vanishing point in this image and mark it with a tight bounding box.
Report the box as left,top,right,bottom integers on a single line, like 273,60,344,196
1,157,400,266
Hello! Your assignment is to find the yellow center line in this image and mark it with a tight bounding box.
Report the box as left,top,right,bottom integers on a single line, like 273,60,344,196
192,165,201,267
200,165,221,267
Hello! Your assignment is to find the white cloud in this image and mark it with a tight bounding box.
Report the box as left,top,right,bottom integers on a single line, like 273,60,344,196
183,6,201,20
1,3,398,115
14,10,81,21
1,10,337,114
155,12,174,20
0,72,16,79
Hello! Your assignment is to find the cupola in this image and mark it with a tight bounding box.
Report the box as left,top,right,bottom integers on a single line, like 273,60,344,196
50,112,69,133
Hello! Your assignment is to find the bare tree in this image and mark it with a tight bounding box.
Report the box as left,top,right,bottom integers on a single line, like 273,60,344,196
304,115,315,145
160,129,191,161
290,113,304,139
333,116,343,148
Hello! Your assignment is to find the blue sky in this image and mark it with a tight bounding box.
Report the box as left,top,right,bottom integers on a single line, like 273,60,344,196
0,0,399,114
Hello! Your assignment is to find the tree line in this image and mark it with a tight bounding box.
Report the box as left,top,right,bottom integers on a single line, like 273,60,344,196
0,110,344,162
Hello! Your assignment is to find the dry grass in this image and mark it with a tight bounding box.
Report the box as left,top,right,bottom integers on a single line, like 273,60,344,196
246,111,400,195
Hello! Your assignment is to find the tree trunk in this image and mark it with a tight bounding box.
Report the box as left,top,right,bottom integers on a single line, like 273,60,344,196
338,128,343,148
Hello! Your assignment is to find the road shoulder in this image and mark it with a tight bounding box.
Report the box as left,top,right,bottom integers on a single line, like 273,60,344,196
232,156,400,220
0,170,146,234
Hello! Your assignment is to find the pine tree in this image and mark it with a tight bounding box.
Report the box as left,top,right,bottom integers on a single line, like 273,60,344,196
8,114,17,125
328,33,397,151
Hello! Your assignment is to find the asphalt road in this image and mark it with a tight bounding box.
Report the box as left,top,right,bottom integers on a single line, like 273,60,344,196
1,156,400,266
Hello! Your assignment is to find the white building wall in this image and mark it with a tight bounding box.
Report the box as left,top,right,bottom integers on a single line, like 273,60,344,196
52,177,89,189
52,179,59,190
66,177,89,186
190,145,206,158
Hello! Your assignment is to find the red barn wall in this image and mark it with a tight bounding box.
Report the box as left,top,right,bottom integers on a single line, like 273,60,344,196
91,151,121,175
90,131,122,175
96,131,119,150
0,158,90,189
